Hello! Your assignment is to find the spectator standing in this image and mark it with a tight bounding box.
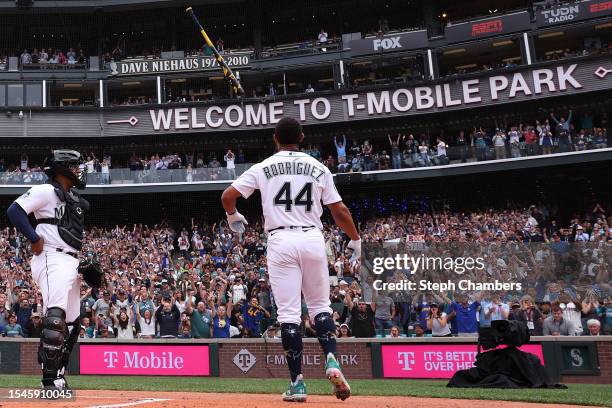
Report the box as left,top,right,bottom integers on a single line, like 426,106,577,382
242,297,270,337
20,50,32,66
186,298,213,338
449,293,480,336
373,291,395,335
427,303,452,337
508,126,521,158
92,290,112,318
211,300,233,338
305,84,315,93
435,137,448,164
25,312,43,338
12,297,32,335
155,298,180,337
479,293,509,328
523,124,538,156
334,135,347,162
473,127,488,161
345,292,375,338
389,134,402,169
3,313,24,337
101,159,110,184
136,307,156,338
492,129,507,159
224,149,236,180
418,141,430,166
318,29,328,51
512,295,543,336
550,109,573,152
111,306,135,339
543,306,576,335
456,131,468,163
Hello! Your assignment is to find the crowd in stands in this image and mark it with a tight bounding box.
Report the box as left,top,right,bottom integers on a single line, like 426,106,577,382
0,200,609,339
0,106,607,184
19,48,87,68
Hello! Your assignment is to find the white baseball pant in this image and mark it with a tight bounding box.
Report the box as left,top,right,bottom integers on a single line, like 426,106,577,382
30,249,81,322
266,228,332,325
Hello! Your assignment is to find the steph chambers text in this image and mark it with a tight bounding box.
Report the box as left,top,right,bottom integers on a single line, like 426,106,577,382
373,279,522,292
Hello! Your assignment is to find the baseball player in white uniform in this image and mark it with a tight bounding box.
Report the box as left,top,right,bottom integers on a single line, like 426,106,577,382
221,117,361,402
7,150,89,390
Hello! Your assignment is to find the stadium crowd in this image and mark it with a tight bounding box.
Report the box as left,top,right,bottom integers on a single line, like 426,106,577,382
0,106,608,185
19,48,87,68
0,201,609,339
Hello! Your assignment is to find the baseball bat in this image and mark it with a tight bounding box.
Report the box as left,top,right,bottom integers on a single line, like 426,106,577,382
186,6,244,95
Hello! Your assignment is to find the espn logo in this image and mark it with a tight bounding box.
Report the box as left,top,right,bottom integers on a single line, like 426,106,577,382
590,1,612,12
471,20,503,36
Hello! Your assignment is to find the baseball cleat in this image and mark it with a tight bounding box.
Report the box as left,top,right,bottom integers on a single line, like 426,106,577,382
325,353,351,401
282,374,307,402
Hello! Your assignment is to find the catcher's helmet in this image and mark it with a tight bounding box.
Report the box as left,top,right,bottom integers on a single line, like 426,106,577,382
43,150,87,189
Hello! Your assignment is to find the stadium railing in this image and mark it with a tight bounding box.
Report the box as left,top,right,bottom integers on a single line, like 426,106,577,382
0,146,610,186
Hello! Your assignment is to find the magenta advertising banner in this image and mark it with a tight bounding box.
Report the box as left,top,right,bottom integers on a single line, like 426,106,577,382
80,344,210,376
381,344,544,378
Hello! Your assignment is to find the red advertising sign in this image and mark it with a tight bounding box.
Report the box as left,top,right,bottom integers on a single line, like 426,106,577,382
590,1,612,12
471,20,503,36
382,344,544,378
80,344,210,376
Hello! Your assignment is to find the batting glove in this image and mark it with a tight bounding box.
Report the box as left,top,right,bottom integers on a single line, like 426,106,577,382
347,239,362,262
226,210,248,233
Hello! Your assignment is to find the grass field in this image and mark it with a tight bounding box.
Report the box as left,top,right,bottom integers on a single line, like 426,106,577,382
0,375,610,406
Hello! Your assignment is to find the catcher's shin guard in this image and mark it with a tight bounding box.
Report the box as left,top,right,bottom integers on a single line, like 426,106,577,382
62,316,81,369
38,307,68,387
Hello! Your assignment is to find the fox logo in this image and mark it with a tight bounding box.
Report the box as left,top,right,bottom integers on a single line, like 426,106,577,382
373,37,401,51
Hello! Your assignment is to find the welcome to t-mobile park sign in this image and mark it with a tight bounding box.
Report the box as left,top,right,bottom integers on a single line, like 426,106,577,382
102,60,612,135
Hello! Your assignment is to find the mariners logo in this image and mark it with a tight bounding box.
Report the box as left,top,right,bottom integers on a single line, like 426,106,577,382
55,202,66,219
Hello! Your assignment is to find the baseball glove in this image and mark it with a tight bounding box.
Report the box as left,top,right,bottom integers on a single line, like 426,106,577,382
78,259,105,288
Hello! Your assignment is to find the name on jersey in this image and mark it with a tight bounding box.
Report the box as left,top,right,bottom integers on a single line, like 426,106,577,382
262,161,325,181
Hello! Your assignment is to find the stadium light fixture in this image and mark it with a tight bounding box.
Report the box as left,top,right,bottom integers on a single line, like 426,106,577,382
443,48,466,55
538,31,564,39
492,40,513,47
595,22,612,30
455,63,477,70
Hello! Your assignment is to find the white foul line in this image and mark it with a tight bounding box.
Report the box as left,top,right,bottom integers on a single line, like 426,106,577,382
85,398,171,408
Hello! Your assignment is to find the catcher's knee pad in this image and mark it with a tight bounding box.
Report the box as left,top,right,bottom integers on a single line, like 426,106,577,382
39,308,67,379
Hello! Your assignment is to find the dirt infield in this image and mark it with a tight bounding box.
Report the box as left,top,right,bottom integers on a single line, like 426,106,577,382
0,390,600,408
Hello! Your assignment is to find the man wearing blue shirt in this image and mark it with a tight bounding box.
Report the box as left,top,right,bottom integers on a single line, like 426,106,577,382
450,293,480,336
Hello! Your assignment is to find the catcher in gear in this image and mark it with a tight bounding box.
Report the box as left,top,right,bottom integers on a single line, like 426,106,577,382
7,150,91,391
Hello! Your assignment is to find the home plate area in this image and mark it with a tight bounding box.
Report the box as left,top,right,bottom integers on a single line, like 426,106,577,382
0,391,601,408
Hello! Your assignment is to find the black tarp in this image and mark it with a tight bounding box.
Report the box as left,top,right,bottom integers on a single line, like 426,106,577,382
447,346,567,389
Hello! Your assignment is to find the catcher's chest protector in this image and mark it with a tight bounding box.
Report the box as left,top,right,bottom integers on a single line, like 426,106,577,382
51,182,89,251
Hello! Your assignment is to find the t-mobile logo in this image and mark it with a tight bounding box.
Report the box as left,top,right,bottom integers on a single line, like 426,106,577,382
104,351,119,368
373,37,402,51
397,352,415,371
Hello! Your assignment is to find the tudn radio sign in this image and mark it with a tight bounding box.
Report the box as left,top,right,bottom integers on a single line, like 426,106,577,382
80,345,209,376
